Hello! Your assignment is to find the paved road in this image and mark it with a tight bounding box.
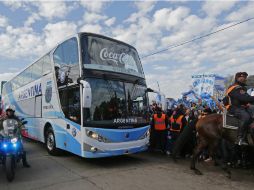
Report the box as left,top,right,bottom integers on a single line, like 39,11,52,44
1,139,254,190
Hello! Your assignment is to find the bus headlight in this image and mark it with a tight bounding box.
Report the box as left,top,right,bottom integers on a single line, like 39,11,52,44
91,133,98,139
86,130,110,143
140,129,150,139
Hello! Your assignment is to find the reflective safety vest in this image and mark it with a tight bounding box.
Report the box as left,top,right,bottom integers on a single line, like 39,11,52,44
153,114,166,130
224,85,240,110
169,115,184,132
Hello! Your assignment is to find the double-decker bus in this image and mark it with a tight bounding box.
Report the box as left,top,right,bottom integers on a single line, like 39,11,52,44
2,33,150,158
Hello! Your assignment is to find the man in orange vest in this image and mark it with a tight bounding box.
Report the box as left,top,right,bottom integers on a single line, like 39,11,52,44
150,107,168,153
225,72,254,145
167,105,187,155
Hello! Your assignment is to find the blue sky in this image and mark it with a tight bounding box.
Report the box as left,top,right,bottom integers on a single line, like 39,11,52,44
0,0,254,98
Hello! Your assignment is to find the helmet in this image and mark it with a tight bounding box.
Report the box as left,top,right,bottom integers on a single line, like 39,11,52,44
55,63,60,68
5,105,15,112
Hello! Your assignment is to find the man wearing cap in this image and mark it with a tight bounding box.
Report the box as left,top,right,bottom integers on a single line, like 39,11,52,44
227,72,254,145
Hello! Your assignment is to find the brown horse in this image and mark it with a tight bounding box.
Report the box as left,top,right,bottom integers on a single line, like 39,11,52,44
190,113,254,178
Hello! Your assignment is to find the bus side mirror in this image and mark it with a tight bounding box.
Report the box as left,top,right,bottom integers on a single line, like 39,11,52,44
145,88,154,93
22,121,28,125
79,80,92,108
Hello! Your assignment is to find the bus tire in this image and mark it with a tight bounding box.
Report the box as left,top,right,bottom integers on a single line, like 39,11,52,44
45,128,59,156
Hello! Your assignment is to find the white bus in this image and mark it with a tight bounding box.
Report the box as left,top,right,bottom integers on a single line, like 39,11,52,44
2,33,150,158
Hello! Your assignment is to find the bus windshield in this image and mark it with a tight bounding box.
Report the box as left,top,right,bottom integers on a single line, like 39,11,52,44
84,78,149,128
81,35,145,78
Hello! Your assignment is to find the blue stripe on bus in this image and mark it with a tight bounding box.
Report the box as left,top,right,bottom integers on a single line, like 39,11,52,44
44,111,65,118
23,118,38,138
44,111,81,131
53,124,81,156
87,125,150,143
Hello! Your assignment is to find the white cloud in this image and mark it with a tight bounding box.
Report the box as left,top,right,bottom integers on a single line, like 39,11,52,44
153,8,172,29
0,26,42,59
202,0,237,17
79,24,102,34
83,12,107,24
31,1,73,20
24,13,40,27
43,21,77,49
0,15,8,28
153,65,168,70
112,24,138,44
80,1,108,13
226,1,254,21
0,73,15,82
105,17,116,27
0,33,13,52
125,1,156,23
2,1,26,10
153,6,191,31
161,15,215,46
135,1,156,14
78,2,109,33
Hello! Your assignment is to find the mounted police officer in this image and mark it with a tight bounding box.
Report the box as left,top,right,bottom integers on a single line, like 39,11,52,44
0,105,30,167
225,72,254,146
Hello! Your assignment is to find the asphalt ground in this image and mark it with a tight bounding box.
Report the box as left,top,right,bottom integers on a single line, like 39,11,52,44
1,139,254,190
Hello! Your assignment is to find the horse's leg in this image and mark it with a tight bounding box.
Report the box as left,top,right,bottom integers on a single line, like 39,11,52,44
190,137,207,175
240,146,249,169
210,139,231,179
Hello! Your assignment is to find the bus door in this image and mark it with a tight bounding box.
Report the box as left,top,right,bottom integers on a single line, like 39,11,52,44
59,86,81,151
34,95,42,140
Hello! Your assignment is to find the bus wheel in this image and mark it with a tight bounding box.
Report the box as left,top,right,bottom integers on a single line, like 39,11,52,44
45,128,58,156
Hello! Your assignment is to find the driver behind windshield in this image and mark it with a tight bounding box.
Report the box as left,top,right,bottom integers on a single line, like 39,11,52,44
0,105,30,168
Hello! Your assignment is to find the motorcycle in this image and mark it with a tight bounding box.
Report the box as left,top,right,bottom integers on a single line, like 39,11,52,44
0,118,27,182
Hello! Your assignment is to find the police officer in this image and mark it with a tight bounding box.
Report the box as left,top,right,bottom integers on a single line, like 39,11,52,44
0,105,30,167
226,72,254,145
150,107,168,153
167,105,187,155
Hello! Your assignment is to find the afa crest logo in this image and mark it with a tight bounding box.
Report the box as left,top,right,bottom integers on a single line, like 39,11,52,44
45,81,52,103
72,128,77,137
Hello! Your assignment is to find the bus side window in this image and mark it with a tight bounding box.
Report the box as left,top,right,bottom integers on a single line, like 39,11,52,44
53,38,79,87
59,87,81,124
59,89,68,117
43,54,52,75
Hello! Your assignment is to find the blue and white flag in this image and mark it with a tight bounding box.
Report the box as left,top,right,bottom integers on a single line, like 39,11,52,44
214,75,226,91
192,74,215,97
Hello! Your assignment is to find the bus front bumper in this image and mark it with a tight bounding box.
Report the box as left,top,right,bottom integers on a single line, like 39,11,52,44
82,143,149,158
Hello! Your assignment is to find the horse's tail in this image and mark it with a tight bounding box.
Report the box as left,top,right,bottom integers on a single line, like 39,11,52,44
172,118,198,158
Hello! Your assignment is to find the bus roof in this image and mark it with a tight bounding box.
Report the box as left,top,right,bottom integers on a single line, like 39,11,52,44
5,32,139,84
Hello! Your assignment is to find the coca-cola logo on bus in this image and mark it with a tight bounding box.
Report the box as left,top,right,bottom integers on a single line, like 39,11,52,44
99,48,138,72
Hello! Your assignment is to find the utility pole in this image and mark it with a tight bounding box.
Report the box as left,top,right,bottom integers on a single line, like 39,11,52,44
157,81,160,92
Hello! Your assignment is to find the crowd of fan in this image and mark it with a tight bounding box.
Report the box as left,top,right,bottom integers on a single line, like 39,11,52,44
148,100,253,168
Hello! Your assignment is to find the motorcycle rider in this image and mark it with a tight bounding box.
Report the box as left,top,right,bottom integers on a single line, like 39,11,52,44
0,105,30,167
226,72,254,145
